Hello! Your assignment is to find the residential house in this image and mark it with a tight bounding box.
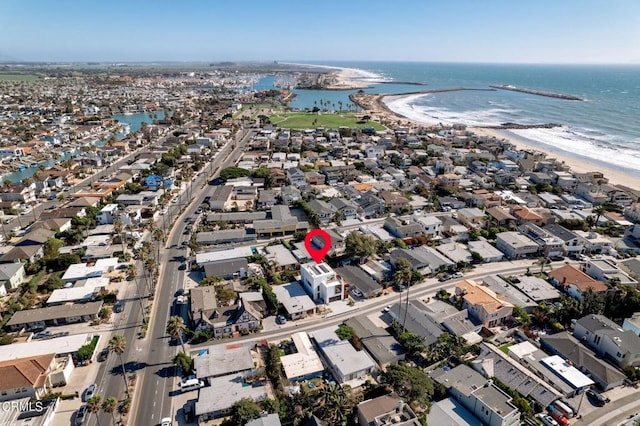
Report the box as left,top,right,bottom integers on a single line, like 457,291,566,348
188,286,261,338
257,189,278,209
511,205,544,226
269,169,286,187
457,208,486,229
281,185,302,205
312,326,377,384
305,171,325,186
455,280,513,328
506,343,594,398
300,263,344,304
495,231,539,259
439,174,461,192
573,314,640,368
357,393,419,426
336,266,382,299
411,213,442,240
575,231,613,254
0,353,62,402
584,258,638,286
0,184,36,204
0,245,44,264
5,301,103,331
0,263,25,295
356,191,386,218
383,217,423,239
431,365,520,426
287,167,307,188
279,332,324,382
467,239,504,263
548,265,609,300
543,223,585,257
388,301,445,346
541,332,626,391
436,242,473,264
472,343,562,408
390,246,454,276
518,223,564,257
379,191,410,213
96,204,119,225
195,374,267,421
345,316,406,369
329,198,359,221
271,282,316,320
486,207,517,229
307,200,336,225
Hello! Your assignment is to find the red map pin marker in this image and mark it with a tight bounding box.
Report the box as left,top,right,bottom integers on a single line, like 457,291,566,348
304,229,332,263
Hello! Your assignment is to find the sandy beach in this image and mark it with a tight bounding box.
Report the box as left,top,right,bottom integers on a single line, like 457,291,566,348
327,68,372,89
469,127,640,189
351,92,640,189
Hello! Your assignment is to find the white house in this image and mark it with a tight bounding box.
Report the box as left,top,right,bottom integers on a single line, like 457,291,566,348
300,263,344,304
96,204,119,225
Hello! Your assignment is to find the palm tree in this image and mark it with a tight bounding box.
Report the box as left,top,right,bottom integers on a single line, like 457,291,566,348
114,218,125,255
535,257,548,274
152,227,164,259
317,383,347,424
592,205,606,228
126,263,137,280
166,316,187,353
144,257,157,293
393,258,413,330
108,334,130,399
333,210,343,226
102,396,118,425
86,395,102,426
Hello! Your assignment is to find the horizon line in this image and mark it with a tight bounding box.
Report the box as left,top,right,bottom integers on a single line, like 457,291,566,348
1,59,639,67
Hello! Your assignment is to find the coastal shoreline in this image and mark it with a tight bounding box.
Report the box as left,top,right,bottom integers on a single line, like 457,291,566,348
349,91,640,189
469,127,640,188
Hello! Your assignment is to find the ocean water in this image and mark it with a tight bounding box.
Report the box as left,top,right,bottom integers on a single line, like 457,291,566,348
290,61,640,177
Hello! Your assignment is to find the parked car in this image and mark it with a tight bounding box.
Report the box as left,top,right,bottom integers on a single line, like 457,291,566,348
161,417,172,426
537,414,559,426
276,315,287,324
451,271,463,279
75,405,88,425
382,305,391,313
33,330,51,339
175,288,184,297
549,411,569,426
351,288,363,297
176,295,185,304
48,193,57,200
586,389,607,406
83,384,97,402
113,300,124,313
97,348,109,362
180,378,204,392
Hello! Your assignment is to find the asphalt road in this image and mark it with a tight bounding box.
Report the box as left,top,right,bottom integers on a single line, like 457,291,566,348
85,128,252,426
128,128,255,426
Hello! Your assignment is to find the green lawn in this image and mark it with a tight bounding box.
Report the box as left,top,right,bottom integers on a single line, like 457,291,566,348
0,74,40,82
269,112,385,130
499,342,514,354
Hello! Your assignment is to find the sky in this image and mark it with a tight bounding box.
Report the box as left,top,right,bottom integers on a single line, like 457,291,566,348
1,0,639,64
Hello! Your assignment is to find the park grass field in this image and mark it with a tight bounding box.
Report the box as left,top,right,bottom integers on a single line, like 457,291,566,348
0,74,40,82
269,112,385,130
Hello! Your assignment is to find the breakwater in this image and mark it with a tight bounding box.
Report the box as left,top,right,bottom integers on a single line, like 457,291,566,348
490,84,583,101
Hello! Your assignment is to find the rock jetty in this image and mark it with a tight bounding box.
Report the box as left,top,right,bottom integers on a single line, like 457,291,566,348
490,84,583,101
